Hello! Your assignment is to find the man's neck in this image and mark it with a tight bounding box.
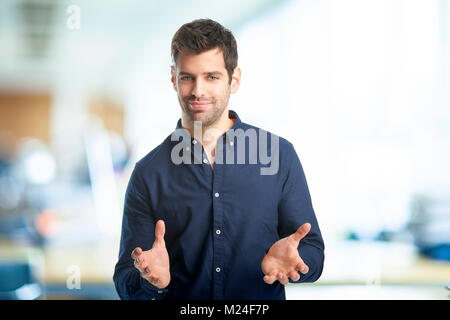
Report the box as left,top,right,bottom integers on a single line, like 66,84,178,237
181,109,235,168
181,109,235,147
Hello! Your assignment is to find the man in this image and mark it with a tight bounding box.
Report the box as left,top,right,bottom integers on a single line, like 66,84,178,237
113,18,324,300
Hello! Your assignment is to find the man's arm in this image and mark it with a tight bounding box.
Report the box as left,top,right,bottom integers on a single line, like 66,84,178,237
277,142,325,283
113,165,169,300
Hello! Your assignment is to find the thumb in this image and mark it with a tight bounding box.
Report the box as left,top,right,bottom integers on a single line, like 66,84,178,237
154,220,166,246
131,247,142,260
290,222,311,243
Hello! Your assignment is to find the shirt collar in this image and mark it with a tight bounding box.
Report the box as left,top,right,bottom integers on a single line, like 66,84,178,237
171,110,243,164
174,109,242,132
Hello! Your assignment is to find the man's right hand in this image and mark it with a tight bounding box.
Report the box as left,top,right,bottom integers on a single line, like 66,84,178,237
131,220,170,289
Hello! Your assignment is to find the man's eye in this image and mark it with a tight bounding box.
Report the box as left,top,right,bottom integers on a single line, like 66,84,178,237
180,76,192,81
209,76,218,80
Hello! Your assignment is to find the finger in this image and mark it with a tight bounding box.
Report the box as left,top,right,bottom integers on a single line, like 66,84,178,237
276,272,289,285
140,261,148,270
263,274,276,285
134,258,142,271
154,220,166,246
288,270,300,282
134,256,147,272
140,266,150,277
295,261,309,274
290,223,311,243
279,273,288,285
131,247,143,260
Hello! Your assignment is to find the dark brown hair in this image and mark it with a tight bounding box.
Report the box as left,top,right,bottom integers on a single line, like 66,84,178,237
171,18,238,84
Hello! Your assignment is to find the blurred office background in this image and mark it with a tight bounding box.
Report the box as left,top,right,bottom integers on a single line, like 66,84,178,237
0,0,449,299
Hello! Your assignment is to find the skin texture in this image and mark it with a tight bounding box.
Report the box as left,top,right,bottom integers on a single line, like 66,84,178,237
171,47,240,131
132,47,311,288
261,223,311,285
170,47,241,165
131,220,170,289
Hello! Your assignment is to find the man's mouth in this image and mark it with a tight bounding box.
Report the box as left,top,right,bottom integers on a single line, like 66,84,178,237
188,101,212,110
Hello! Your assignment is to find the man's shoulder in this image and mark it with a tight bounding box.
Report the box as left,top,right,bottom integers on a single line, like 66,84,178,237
239,121,294,151
134,134,173,171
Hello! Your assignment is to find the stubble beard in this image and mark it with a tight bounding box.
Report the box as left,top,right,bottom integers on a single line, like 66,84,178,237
179,96,229,128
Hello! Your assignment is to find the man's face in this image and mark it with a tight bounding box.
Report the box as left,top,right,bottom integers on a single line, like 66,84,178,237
171,47,240,128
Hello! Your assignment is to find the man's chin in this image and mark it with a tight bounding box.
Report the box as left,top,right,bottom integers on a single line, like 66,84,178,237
186,109,210,121
192,115,212,126
182,105,225,127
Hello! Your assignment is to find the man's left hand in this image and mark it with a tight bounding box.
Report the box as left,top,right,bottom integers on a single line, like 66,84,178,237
261,223,311,285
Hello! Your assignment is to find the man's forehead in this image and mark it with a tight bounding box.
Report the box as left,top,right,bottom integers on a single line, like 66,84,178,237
178,46,223,59
175,47,226,71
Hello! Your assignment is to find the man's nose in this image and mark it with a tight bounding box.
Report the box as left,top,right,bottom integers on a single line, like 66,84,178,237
192,78,205,98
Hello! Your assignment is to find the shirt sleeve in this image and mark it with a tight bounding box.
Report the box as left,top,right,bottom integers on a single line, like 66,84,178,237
277,142,325,284
113,165,169,300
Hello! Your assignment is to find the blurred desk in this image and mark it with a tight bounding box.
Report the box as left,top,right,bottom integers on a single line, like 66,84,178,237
44,239,119,300
316,240,450,286
42,240,119,284
0,238,120,299
41,238,120,299
287,240,450,299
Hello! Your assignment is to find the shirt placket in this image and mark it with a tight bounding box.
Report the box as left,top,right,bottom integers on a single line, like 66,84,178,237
189,136,223,299
211,150,224,300
211,134,236,300
186,129,237,300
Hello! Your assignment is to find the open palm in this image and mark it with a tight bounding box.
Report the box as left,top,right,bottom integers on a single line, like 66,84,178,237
261,223,311,285
132,220,170,289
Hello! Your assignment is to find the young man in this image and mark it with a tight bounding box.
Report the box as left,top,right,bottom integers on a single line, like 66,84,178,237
113,18,324,300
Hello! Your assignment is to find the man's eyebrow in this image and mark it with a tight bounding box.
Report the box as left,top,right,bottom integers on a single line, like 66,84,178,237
204,71,224,76
178,71,224,76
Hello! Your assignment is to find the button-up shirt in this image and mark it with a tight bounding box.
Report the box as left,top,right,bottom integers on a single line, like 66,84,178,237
113,110,324,300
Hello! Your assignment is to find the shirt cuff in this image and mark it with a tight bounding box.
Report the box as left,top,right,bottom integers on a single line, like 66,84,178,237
140,277,169,300
294,243,323,283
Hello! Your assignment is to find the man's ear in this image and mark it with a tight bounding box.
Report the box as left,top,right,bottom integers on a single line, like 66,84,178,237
171,65,177,91
230,67,241,94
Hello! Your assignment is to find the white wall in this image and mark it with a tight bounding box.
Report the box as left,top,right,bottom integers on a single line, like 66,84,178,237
126,0,450,241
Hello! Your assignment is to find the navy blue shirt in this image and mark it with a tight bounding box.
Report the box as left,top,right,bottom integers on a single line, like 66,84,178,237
113,110,324,300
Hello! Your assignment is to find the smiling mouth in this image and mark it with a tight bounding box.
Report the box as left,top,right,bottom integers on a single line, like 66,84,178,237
188,101,212,110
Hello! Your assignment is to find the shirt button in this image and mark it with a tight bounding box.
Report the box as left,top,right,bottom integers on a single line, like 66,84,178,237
185,146,190,151
192,139,197,145
151,298,156,300
216,267,221,273
203,158,208,164
216,229,221,235
229,141,234,146
214,192,220,198
157,290,163,294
